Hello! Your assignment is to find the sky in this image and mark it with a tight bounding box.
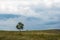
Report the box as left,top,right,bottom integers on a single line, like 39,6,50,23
0,0,60,31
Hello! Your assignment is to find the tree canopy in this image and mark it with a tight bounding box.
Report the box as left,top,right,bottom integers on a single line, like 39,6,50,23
16,22,24,31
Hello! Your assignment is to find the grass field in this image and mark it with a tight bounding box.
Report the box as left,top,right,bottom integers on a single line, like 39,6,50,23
0,30,60,40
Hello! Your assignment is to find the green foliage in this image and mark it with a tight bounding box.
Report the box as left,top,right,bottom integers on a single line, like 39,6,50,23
16,22,24,31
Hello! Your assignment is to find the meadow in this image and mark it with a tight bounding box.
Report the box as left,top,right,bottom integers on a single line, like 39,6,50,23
0,30,60,40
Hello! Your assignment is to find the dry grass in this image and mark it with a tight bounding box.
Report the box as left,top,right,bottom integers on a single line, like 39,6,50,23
0,30,60,40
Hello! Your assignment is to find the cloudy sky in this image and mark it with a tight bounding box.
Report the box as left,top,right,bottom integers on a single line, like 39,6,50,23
0,0,60,31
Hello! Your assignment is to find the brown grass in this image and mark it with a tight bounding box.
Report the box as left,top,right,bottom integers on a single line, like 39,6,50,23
0,30,60,40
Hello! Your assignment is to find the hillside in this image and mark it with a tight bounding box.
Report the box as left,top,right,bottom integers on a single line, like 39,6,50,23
0,29,60,40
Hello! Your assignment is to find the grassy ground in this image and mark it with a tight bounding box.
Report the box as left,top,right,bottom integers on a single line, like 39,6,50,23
0,30,60,40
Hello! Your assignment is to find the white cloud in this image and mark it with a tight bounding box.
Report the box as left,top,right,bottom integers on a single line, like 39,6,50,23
0,0,60,17
0,0,60,30
0,0,41,17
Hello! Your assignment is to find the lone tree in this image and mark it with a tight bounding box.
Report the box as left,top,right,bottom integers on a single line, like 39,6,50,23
16,22,24,31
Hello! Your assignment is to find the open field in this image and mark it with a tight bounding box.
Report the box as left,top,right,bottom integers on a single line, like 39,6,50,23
0,30,60,40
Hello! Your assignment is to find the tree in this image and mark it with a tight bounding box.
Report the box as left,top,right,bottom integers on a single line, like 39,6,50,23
16,22,24,31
